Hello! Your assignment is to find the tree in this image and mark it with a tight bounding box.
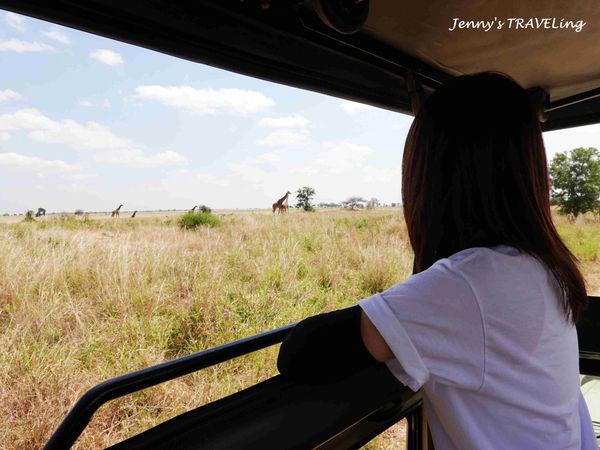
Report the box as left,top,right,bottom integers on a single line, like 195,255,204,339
550,147,600,219
341,196,367,210
366,197,380,209
295,187,316,211
317,202,340,208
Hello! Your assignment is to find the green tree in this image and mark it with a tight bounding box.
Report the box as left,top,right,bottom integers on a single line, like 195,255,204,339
549,147,600,219
295,187,316,211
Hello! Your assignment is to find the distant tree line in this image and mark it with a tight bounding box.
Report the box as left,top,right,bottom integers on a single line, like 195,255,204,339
293,187,399,212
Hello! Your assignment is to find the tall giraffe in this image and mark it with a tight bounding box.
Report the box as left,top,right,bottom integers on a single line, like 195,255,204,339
280,194,290,213
111,204,123,217
131,210,137,218
272,191,291,214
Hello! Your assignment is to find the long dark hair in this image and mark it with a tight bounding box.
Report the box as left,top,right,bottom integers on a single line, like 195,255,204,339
402,72,587,323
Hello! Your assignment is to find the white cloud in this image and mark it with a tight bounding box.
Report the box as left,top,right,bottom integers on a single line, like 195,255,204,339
0,152,80,173
0,39,54,53
293,142,374,175
134,85,274,115
42,28,71,44
0,108,185,167
0,89,23,102
340,100,377,114
89,49,123,66
224,151,281,188
315,142,373,173
256,152,281,163
77,99,111,108
0,131,10,141
5,12,26,32
196,173,230,187
230,160,269,184
256,129,309,147
155,169,233,206
259,115,309,128
362,166,397,183
95,149,185,167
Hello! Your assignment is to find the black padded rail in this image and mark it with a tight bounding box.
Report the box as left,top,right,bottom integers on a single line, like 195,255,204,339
107,366,420,450
578,296,600,376
43,325,294,450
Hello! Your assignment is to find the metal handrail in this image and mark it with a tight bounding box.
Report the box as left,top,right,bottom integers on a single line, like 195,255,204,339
44,324,294,450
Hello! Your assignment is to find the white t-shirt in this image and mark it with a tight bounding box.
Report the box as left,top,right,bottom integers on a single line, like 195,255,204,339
358,245,598,450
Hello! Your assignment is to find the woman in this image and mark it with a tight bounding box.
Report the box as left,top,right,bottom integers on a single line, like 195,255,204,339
277,73,597,449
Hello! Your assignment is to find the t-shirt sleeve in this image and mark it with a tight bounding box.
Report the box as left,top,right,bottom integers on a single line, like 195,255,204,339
358,260,485,392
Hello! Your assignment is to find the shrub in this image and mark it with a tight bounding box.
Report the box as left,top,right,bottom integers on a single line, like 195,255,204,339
74,209,85,215
178,211,219,230
23,210,35,222
198,205,212,213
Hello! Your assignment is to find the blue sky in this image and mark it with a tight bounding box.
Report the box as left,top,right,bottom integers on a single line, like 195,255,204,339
0,11,596,213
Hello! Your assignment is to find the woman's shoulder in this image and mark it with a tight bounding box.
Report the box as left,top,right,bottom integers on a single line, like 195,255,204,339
389,246,546,300
439,245,532,269
426,245,545,287
430,245,550,297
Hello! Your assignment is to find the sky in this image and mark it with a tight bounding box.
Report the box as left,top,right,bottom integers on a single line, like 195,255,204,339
0,11,597,214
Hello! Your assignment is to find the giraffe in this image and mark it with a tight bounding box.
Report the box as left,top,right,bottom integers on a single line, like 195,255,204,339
131,210,137,218
272,191,291,214
189,205,198,213
111,204,123,217
280,195,290,213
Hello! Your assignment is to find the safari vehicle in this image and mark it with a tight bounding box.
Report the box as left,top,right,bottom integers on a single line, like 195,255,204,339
2,0,599,449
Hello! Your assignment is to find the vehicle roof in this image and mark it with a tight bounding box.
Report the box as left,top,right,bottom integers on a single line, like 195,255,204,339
364,1,600,102
2,0,600,131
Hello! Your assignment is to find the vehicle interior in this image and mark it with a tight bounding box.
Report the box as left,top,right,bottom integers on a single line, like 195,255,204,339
1,1,599,449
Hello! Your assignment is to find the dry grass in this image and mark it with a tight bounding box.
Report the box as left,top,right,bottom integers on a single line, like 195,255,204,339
0,208,597,449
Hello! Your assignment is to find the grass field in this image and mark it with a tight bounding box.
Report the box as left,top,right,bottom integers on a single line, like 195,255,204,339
0,208,598,449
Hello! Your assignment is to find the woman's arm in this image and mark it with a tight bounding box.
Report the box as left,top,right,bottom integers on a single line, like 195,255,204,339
360,310,394,362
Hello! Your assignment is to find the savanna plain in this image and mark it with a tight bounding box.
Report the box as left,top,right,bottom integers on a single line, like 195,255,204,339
1,208,598,449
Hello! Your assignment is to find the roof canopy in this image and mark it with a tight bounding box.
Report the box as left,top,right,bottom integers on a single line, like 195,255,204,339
365,1,600,102
2,0,600,131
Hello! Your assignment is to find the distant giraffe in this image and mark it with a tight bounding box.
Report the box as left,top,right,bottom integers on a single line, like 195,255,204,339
280,195,289,213
272,191,291,214
131,211,137,218
35,207,46,217
111,204,123,217
189,205,198,212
